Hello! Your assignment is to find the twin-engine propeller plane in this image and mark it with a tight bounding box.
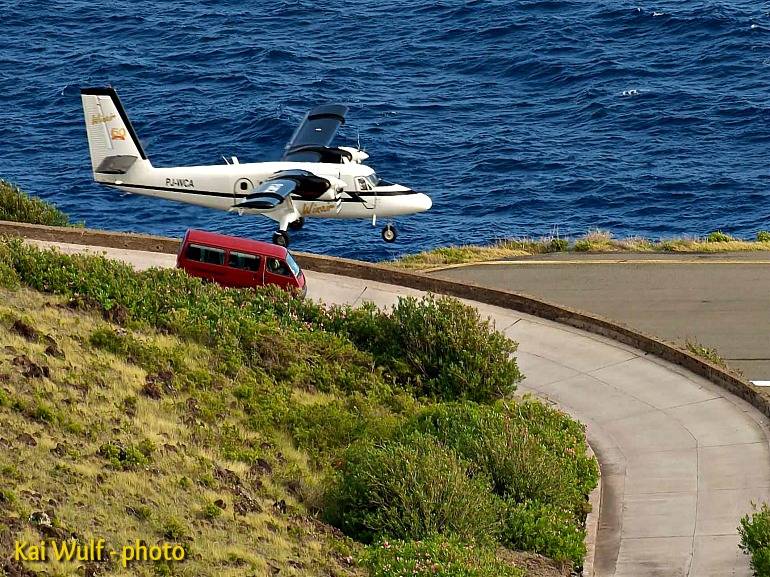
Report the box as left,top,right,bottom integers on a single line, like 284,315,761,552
80,87,431,246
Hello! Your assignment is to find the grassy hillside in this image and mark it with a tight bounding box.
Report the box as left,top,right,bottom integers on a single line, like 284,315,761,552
0,238,597,577
0,180,73,228
394,229,770,269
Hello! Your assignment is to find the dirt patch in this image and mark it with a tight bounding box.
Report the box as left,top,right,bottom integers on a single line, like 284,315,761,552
497,549,571,577
10,319,39,342
12,355,49,379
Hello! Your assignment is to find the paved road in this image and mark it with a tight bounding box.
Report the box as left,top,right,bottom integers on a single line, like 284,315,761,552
27,241,770,576
428,252,770,381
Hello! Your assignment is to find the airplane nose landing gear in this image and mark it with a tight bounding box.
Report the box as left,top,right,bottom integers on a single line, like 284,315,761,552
272,230,290,247
381,224,397,243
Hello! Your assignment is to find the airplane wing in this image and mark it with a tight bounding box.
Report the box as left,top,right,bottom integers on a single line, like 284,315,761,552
232,178,299,210
282,104,348,162
231,170,341,212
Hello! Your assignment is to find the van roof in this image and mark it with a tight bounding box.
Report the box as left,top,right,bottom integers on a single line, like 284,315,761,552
183,229,289,258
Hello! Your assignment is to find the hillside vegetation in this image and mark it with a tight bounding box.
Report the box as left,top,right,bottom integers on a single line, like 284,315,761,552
0,238,597,577
0,181,73,228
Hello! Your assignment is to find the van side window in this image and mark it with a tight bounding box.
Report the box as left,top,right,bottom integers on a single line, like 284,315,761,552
266,258,290,276
187,244,224,265
229,251,260,271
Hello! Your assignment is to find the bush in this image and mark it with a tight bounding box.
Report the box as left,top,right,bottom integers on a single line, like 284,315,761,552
500,500,586,567
0,180,72,227
706,230,734,243
740,502,770,576
324,434,500,544
333,295,521,402
362,535,524,577
98,440,155,470
548,238,569,252
404,401,598,510
573,239,591,252
757,231,770,243
287,395,401,464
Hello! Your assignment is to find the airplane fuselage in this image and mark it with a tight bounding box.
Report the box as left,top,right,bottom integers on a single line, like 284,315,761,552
95,160,431,220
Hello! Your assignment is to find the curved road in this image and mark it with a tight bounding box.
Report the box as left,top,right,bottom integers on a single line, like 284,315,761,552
28,241,770,576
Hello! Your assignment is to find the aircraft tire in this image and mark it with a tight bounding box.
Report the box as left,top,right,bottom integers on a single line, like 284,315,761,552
272,230,290,247
288,217,305,230
381,224,397,243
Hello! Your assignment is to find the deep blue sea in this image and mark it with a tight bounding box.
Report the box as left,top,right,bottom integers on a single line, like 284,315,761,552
2,1,770,261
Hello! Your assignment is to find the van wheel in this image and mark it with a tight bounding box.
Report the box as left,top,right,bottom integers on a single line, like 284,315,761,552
272,230,290,247
381,224,397,243
288,217,305,230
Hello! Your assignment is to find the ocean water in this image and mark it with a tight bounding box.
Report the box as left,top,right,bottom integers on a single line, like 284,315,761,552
1,1,770,261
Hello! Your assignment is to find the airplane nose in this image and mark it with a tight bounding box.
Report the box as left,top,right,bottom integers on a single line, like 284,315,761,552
416,192,432,212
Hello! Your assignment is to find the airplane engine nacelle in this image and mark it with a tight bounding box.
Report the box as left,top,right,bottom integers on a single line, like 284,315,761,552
308,176,346,201
283,173,347,201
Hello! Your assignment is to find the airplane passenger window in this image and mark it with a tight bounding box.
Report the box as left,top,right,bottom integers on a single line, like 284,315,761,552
266,258,290,276
229,251,260,271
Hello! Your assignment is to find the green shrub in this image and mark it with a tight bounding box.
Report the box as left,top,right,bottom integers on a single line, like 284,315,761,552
362,535,524,577
548,238,569,252
0,180,72,227
201,500,222,520
404,401,598,510
740,502,770,576
758,231,770,243
98,440,155,470
161,516,188,540
573,239,591,252
706,230,735,243
324,434,499,544
0,243,19,289
500,500,586,567
333,295,521,402
287,395,400,464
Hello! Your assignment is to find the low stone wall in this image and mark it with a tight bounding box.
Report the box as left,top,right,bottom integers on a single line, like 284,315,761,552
1,219,765,421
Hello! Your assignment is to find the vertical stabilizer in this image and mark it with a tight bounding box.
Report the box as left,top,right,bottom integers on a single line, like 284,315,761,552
80,87,151,175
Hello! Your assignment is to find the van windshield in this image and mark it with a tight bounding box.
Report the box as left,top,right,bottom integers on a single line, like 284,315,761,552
286,252,301,277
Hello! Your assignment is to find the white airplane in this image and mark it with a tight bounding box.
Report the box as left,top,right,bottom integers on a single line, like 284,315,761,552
80,87,432,246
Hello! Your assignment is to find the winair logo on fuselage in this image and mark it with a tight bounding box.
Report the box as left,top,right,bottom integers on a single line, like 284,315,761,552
165,178,195,189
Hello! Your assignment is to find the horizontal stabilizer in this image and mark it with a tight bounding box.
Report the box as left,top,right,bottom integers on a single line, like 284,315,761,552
95,154,138,174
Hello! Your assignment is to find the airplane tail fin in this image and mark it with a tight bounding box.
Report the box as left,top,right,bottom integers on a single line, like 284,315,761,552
80,87,152,176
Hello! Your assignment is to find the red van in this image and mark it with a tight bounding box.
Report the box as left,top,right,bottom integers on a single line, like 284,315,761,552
176,229,306,297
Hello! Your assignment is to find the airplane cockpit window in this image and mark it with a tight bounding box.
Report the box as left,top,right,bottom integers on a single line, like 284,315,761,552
368,173,379,187
356,177,371,191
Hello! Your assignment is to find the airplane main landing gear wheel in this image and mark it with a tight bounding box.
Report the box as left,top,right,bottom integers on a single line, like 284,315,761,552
381,224,397,243
272,230,290,247
288,217,305,231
